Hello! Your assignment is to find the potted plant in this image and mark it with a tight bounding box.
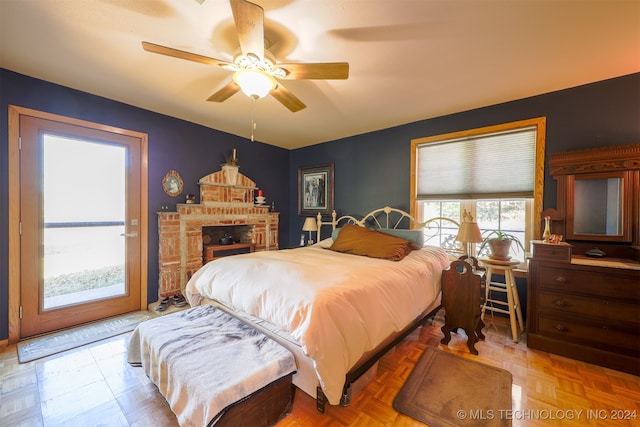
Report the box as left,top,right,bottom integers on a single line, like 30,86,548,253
478,230,525,260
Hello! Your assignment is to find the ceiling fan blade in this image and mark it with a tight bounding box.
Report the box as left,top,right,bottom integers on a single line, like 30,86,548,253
277,62,349,80
230,0,265,59
270,83,306,112
207,81,241,102
142,42,231,67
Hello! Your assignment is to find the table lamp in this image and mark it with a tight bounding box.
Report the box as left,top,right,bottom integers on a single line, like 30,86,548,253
456,210,483,256
302,217,318,245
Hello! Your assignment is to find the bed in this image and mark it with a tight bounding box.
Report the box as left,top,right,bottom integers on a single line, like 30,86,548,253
184,207,459,411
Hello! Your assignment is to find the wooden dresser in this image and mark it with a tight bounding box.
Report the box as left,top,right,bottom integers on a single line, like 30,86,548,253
527,242,640,375
527,144,640,376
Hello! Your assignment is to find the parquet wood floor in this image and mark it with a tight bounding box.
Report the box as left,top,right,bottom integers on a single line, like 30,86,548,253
1,312,638,426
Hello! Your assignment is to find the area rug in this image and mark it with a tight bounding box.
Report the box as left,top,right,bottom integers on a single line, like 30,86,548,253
17,311,152,363
393,348,512,427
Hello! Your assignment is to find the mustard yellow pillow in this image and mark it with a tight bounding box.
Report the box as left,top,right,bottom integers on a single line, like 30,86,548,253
328,223,420,261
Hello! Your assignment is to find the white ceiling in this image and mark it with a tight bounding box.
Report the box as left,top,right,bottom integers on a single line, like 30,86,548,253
1,0,639,150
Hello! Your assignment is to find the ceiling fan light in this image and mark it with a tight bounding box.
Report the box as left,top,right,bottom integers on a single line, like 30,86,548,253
233,69,276,99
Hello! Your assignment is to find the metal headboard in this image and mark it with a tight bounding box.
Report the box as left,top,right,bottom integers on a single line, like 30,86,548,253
315,206,461,254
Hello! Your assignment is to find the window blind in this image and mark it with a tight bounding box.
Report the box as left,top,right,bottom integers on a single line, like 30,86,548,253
416,127,536,199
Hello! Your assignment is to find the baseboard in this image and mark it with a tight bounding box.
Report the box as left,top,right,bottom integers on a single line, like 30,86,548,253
0,339,8,348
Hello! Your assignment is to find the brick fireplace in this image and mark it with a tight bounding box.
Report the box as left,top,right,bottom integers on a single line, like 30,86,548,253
157,167,279,298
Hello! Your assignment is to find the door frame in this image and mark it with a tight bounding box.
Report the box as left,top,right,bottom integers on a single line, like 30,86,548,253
7,105,148,344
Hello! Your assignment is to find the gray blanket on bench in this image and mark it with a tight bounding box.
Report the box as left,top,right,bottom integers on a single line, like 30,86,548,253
127,305,296,427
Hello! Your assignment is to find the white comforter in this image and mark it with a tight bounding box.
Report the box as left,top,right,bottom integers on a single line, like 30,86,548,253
185,240,450,405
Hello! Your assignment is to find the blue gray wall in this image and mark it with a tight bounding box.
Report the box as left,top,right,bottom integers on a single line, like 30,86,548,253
288,73,640,245
0,69,289,341
1,68,638,341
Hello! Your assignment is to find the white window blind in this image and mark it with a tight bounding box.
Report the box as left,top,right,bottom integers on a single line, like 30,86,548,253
416,127,536,199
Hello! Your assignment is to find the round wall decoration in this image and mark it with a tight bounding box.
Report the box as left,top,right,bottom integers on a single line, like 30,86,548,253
162,170,183,197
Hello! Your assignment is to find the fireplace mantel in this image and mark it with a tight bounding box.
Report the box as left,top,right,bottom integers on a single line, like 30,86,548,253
157,168,278,298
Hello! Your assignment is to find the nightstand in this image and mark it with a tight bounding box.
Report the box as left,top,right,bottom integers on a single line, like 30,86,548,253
440,257,486,355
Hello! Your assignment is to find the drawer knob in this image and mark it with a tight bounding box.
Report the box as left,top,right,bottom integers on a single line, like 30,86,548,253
553,299,568,307
553,275,567,283
555,324,569,333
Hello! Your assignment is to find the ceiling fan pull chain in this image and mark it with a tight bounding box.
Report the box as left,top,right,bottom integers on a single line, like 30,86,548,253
250,96,257,142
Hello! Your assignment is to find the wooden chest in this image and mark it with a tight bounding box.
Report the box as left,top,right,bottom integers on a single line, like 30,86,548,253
215,374,294,427
129,305,296,426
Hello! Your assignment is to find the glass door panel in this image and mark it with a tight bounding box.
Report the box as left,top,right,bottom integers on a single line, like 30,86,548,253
42,135,128,309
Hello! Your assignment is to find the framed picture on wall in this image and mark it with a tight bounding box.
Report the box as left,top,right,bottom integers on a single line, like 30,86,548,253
298,163,334,216
162,169,183,197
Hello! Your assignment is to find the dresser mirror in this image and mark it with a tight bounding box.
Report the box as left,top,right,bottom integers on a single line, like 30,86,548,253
566,171,631,241
550,145,639,245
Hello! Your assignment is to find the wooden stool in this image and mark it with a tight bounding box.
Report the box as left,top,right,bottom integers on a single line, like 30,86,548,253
479,257,524,342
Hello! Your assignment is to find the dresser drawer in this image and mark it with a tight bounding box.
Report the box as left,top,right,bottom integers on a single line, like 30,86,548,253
537,312,640,355
538,266,640,301
538,291,639,325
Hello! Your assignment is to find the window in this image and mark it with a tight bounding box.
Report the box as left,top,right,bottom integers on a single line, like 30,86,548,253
411,118,546,263
422,199,530,260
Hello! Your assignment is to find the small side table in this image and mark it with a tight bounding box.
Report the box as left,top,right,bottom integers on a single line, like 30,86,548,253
479,257,524,342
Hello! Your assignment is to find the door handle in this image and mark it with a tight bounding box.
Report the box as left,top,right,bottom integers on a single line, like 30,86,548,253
120,232,138,238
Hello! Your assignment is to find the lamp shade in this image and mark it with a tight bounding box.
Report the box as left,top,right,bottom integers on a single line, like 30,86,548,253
456,221,483,243
302,217,318,232
233,69,277,99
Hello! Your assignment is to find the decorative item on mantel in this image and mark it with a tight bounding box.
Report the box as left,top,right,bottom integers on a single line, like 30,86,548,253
221,148,239,186
255,188,266,205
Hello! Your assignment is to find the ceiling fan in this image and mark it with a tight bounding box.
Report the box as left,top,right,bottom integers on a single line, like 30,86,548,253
142,0,349,112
